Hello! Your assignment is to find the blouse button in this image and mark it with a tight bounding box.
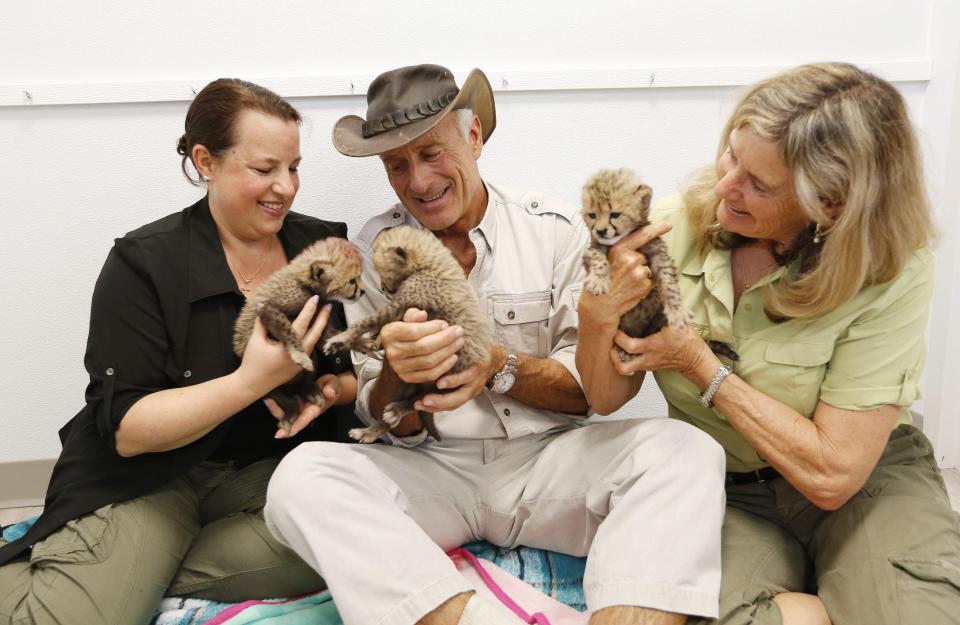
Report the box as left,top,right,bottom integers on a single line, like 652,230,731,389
392,211,401,219
507,310,516,320
105,367,114,376
183,370,192,378
335,356,342,365
503,408,511,416
531,202,539,209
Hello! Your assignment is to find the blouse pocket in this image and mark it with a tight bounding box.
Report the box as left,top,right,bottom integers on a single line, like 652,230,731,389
760,342,833,415
491,292,552,357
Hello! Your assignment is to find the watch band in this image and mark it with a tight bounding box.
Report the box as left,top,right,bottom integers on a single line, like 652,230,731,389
698,364,733,407
488,352,519,393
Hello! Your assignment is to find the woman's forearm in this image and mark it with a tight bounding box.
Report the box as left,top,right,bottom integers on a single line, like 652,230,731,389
694,353,895,509
115,370,272,457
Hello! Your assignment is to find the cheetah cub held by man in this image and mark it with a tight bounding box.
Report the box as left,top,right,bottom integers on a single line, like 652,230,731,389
233,237,365,433
324,226,493,443
582,168,738,362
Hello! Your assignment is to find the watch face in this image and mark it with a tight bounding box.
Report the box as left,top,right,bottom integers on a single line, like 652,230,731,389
492,372,516,393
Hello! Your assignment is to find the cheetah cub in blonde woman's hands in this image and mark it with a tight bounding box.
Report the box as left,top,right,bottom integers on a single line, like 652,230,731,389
324,226,493,443
233,237,365,433
582,168,738,362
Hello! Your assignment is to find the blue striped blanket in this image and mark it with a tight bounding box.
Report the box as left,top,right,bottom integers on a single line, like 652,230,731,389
3,517,586,624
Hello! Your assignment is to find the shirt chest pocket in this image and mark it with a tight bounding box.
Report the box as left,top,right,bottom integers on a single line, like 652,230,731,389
761,342,833,415
490,292,552,357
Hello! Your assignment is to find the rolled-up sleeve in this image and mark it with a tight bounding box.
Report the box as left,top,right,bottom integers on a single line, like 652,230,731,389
83,239,169,451
820,251,934,411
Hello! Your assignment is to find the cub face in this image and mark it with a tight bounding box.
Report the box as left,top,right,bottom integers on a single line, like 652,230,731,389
297,238,365,302
582,168,653,241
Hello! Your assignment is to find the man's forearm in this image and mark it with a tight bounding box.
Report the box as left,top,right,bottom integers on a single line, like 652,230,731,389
506,353,589,415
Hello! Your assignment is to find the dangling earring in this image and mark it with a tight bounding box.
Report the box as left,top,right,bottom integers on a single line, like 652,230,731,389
813,222,823,244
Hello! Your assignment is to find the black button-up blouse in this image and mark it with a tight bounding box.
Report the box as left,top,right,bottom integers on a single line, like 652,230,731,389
0,196,355,565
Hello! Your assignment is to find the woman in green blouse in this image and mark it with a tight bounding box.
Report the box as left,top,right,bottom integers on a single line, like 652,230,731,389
577,62,960,624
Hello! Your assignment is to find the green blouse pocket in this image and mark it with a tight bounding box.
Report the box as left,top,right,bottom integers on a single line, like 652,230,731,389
759,342,833,416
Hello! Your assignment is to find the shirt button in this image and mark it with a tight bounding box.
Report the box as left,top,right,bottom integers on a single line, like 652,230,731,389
530,201,539,209
504,408,511,416
392,211,401,219
744,303,753,312
335,356,342,365
183,370,192,378
507,310,516,320
105,367,114,376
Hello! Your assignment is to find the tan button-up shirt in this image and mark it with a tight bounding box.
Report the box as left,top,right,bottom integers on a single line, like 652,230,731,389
346,181,589,444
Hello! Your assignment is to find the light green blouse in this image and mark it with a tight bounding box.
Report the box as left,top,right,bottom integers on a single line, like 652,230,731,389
650,195,934,472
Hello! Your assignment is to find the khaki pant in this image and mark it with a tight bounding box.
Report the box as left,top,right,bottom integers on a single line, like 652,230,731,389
0,458,323,625
266,418,727,625
691,424,960,625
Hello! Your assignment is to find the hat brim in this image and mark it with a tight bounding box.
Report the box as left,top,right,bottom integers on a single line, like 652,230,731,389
332,68,496,157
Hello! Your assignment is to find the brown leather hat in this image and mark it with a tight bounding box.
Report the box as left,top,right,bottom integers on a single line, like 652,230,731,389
333,64,496,157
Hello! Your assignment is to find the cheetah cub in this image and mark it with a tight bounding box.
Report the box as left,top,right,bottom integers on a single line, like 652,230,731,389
324,226,493,443
582,168,738,362
233,237,365,433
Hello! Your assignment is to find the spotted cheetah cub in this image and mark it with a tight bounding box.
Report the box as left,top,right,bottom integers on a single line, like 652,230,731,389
324,226,493,443
582,168,737,362
233,237,365,433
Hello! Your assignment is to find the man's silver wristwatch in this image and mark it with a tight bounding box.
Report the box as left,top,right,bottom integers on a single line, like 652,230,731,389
488,352,519,394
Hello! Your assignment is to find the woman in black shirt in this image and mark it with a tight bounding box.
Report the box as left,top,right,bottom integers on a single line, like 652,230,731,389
0,79,356,625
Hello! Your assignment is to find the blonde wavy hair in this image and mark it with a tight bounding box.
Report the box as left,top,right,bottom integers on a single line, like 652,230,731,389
684,62,936,320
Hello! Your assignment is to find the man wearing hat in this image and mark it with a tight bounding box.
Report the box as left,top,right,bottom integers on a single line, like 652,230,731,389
265,65,725,625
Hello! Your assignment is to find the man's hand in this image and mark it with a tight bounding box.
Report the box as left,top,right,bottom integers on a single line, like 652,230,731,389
380,308,464,383
415,344,508,413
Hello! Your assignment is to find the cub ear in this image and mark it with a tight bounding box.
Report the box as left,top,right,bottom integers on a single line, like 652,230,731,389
637,184,653,210
310,261,328,281
393,247,407,262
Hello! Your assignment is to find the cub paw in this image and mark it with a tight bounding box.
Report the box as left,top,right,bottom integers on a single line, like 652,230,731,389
289,349,315,372
349,422,389,444
584,273,610,296
323,332,351,355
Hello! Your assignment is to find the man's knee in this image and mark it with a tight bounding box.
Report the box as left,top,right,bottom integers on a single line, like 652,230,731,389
640,418,726,480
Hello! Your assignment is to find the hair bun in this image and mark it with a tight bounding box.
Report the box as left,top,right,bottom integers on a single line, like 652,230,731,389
176,134,188,155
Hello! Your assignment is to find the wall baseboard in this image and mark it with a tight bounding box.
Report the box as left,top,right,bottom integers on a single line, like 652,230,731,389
0,459,55,509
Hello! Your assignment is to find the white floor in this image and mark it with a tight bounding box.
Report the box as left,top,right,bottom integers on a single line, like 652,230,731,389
3,469,960,528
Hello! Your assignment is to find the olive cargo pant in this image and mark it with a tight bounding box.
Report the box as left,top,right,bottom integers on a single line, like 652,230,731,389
0,458,323,625
692,424,960,625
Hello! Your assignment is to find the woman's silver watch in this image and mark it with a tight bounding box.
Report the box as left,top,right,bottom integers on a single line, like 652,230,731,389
698,364,733,407
488,352,519,394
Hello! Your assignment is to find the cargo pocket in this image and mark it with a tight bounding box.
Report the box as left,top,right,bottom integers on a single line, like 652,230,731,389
890,557,960,619
491,292,551,356
30,505,115,566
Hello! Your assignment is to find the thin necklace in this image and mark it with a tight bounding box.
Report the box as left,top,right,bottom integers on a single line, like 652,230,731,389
225,237,275,293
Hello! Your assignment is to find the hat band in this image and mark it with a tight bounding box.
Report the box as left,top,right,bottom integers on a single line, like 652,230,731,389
361,89,460,138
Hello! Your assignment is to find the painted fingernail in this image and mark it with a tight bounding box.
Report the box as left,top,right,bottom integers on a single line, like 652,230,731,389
310,295,320,305
454,326,464,336
455,338,465,348
324,303,332,312
275,430,287,439
255,303,263,312
423,398,434,407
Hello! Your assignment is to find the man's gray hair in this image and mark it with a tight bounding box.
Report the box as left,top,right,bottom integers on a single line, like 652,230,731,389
454,108,475,141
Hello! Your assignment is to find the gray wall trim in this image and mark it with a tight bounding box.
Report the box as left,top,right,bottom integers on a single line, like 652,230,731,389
0,459,55,509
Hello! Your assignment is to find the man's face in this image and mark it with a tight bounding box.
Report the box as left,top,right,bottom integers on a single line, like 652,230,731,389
379,113,485,232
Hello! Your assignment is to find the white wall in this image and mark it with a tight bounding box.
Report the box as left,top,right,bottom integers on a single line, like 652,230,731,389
2,0,957,466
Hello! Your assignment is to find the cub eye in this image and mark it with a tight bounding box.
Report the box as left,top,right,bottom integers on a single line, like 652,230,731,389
349,278,357,285
587,212,596,219
610,212,621,219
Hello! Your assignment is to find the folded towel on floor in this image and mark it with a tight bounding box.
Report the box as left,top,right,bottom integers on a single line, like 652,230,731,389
3,516,587,623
